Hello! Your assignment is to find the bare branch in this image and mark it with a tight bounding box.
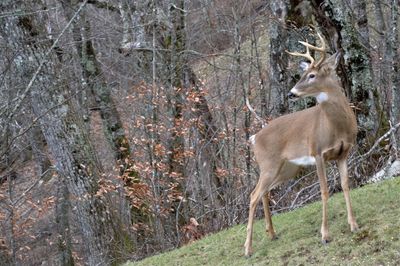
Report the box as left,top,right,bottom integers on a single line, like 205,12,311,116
245,97,266,127
350,121,400,166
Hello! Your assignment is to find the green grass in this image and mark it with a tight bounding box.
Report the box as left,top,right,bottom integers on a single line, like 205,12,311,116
125,177,400,265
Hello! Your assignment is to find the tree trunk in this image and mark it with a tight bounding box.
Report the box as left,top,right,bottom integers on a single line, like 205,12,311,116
268,0,290,116
0,1,114,264
29,45,112,266
6,166,17,265
168,0,186,180
352,0,386,136
373,0,389,115
55,176,74,265
62,0,131,171
28,123,52,177
317,0,380,145
388,0,400,156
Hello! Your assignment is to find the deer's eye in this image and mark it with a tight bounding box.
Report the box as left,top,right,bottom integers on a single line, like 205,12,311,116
308,73,316,79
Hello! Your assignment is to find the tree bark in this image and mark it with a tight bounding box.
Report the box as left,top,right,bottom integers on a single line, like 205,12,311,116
268,0,290,116
28,123,52,177
62,0,131,171
0,1,114,264
313,0,381,145
168,0,186,180
388,0,400,156
55,176,74,266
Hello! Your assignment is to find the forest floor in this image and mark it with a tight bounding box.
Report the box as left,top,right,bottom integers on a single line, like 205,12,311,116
125,176,400,266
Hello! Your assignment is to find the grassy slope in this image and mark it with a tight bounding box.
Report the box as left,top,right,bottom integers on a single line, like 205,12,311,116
126,177,400,265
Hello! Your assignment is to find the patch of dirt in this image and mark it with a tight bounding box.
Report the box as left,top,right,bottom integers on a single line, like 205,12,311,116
352,228,377,242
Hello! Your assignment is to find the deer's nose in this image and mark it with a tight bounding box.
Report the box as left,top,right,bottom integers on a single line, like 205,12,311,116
287,91,297,98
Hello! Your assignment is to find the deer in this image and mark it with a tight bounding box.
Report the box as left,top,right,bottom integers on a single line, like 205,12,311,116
244,32,359,257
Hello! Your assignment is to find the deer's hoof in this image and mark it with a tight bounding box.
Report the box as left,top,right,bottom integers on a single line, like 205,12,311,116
244,243,253,257
244,250,253,258
271,234,278,240
321,238,330,245
350,223,359,232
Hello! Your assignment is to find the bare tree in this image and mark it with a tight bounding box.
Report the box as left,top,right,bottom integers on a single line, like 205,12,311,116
387,0,400,156
0,0,120,264
62,0,131,170
268,1,290,116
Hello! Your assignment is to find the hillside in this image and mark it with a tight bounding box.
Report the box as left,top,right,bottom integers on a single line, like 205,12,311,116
2,1,400,264
125,177,400,265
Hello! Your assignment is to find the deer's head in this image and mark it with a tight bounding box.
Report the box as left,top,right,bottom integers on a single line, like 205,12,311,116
287,32,341,102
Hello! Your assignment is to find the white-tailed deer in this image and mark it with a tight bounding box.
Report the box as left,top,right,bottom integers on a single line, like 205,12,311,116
244,32,359,257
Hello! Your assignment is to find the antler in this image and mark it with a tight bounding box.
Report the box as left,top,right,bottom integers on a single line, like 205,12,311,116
286,45,314,66
286,31,327,68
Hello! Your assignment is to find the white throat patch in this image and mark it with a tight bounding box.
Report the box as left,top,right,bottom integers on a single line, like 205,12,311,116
249,135,256,145
316,92,329,103
289,156,316,166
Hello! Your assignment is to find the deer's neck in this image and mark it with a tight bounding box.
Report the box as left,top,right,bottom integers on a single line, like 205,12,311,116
318,86,354,126
316,81,347,107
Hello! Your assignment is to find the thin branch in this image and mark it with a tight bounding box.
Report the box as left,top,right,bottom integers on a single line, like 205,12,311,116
170,4,187,13
245,97,266,127
389,121,399,158
0,84,90,159
13,167,56,207
350,121,400,166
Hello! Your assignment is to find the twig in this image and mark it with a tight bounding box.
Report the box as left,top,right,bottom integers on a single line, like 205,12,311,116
273,170,316,206
0,85,91,159
389,120,399,158
13,167,56,207
349,121,400,166
170,3,187,13
245,97,266,127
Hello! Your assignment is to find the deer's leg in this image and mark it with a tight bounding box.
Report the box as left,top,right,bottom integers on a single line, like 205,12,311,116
315,155,330,244
244,173,274,257
337,158,358,232
262,192,276,240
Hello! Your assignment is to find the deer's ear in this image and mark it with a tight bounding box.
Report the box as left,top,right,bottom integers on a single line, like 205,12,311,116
324,52,341,70
300,61,310,71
